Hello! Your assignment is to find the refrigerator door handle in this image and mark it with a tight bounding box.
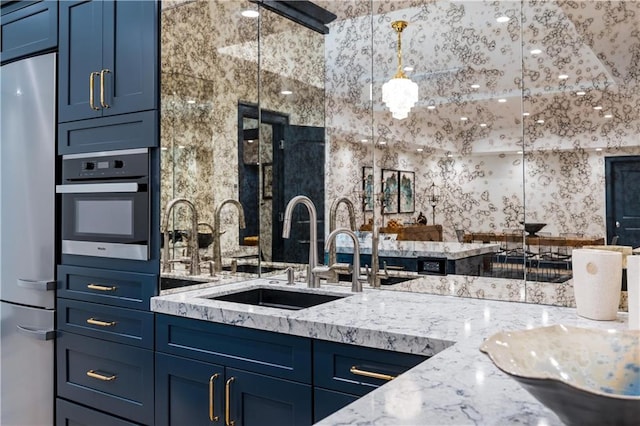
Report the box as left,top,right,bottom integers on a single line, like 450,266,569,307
16,325,56,341
17,279,56,291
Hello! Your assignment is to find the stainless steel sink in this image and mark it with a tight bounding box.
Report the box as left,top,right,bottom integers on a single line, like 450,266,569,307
205,287,347,310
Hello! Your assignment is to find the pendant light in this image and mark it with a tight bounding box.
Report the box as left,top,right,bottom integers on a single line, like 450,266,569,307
382,20,419,120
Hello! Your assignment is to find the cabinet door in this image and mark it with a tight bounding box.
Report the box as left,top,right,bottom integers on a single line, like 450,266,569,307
0,0,58,64
226,368,312,426
155,353,224,426
101,0,157,117
59,0,103,122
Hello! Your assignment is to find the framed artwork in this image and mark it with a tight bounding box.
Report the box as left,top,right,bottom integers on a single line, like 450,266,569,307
399,170,415,213
381,169,399,214
362,166,374,211
262,163,273,199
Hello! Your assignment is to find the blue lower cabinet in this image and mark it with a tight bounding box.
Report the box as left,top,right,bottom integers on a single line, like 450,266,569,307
57,332,154,425
155,353,224,426
226,367,312,426
155,353,312,426
313,387,358,423
56,398,141,426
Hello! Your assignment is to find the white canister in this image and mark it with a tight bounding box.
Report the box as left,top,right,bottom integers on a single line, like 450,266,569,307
572,249,622,321
626,255,640,329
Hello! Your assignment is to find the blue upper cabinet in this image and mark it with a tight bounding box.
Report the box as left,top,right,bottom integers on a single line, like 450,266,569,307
0,1,58,64
58,0,158,123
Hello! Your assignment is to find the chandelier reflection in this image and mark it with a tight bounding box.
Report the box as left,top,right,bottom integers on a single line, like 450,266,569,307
382,21,418,120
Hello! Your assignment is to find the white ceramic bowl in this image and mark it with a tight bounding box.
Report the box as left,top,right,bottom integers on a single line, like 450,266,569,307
480,325,640,425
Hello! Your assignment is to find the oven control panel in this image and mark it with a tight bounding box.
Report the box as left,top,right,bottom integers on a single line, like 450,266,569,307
62,150,148,181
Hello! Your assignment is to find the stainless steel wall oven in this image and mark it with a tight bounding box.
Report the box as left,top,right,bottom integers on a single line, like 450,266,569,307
56,148,150,260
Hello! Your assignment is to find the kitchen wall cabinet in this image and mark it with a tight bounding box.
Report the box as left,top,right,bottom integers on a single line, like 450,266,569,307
0,0,57,64
58,0,157,125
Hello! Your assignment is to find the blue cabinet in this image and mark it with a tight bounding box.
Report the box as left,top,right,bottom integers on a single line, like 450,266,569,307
58,0,158,125
155,315,313,426
0,0,58,64
56,398,141,426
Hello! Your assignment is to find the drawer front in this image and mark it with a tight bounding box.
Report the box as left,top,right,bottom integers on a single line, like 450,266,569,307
57,298,154,349
0,0,57,64
58,110,158,154
313,340,427,396
57,333,154,425
57,265,157,310
313,387,358,423
56,398,141,426
156,314,312,383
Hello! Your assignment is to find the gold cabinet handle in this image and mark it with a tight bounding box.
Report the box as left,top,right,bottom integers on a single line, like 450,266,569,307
349,366,396,381
100,69,111,108
87,284,117,292
86,369,116,381
225,377,235,426
86,318,116,327
89,72,100,110
209,373,220,422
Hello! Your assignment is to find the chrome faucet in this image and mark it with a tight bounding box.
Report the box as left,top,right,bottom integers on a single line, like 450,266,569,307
325,228,363,292
162,198,200,275
282,195,320,288
327,197,356,281
213,199,246,273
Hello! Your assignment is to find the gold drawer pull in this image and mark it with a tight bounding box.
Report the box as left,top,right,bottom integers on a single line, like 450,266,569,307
86,370,116,381
209,373,219,421
89,71,100,110
87,284,117,292
86,318,116,327
100,68,111,108
349,366,396,381
225,377,235,426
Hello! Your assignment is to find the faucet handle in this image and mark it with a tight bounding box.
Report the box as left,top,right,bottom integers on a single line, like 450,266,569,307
311,265,334,280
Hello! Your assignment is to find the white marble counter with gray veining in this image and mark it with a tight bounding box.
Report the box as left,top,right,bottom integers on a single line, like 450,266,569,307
335,235,499,260
150,278,629,425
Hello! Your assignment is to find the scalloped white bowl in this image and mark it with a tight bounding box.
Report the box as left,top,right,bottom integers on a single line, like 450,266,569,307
480,325,640,425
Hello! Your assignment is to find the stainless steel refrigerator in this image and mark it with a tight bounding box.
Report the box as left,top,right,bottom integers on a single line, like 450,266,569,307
0,53,56,425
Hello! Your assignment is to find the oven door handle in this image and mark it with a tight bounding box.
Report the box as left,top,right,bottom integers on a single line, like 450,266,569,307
55,183,142,194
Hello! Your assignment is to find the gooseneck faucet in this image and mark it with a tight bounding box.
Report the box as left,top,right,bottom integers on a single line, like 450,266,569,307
163,198,200,275
328,197,357,272
213,199,246,273
325,228,363,292
282,195,319,288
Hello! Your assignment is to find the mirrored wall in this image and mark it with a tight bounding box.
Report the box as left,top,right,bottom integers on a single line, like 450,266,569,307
161,0,639,306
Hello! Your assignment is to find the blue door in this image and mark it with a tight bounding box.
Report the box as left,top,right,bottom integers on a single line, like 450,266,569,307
606,156,640,248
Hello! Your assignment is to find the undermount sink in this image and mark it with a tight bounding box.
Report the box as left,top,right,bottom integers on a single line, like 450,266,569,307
221,264,283,274
205,287,347,310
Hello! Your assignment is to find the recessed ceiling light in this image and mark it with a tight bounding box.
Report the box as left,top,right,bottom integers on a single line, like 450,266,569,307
178,145,186,149
517,151,523,154
161,147,168,151
604,114,613,118
530,48,542,55
241,10,259,18
522,112,530,116
498,98,507,103
470,84,480,89
537,119,545,124
427,105,436,110
187,100,196,104
558,74,569,80
576,91,586,96
379,141,387,145
360,139,368,143
246,139,255,144
447,154,453,158
593,106,603,110
417,148,424,152
460,117,468,121
496,16,510,23
403,66,414,72
595,148,603,151
480,123,487,127
280,90,293,95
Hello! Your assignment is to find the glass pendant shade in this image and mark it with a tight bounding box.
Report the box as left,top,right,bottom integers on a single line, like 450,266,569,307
383,20,418,120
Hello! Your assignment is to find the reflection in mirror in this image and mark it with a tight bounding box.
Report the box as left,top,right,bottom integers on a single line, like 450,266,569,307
522,1,640,294
160,0,260,283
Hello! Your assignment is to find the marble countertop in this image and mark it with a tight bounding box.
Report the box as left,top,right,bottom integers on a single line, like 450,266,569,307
151,278,629,425
335,237,500,260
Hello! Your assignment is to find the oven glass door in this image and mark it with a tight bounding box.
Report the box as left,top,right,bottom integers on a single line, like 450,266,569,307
61,189,149,260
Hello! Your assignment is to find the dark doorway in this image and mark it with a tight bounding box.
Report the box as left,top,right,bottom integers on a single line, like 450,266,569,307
605,156,640,248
